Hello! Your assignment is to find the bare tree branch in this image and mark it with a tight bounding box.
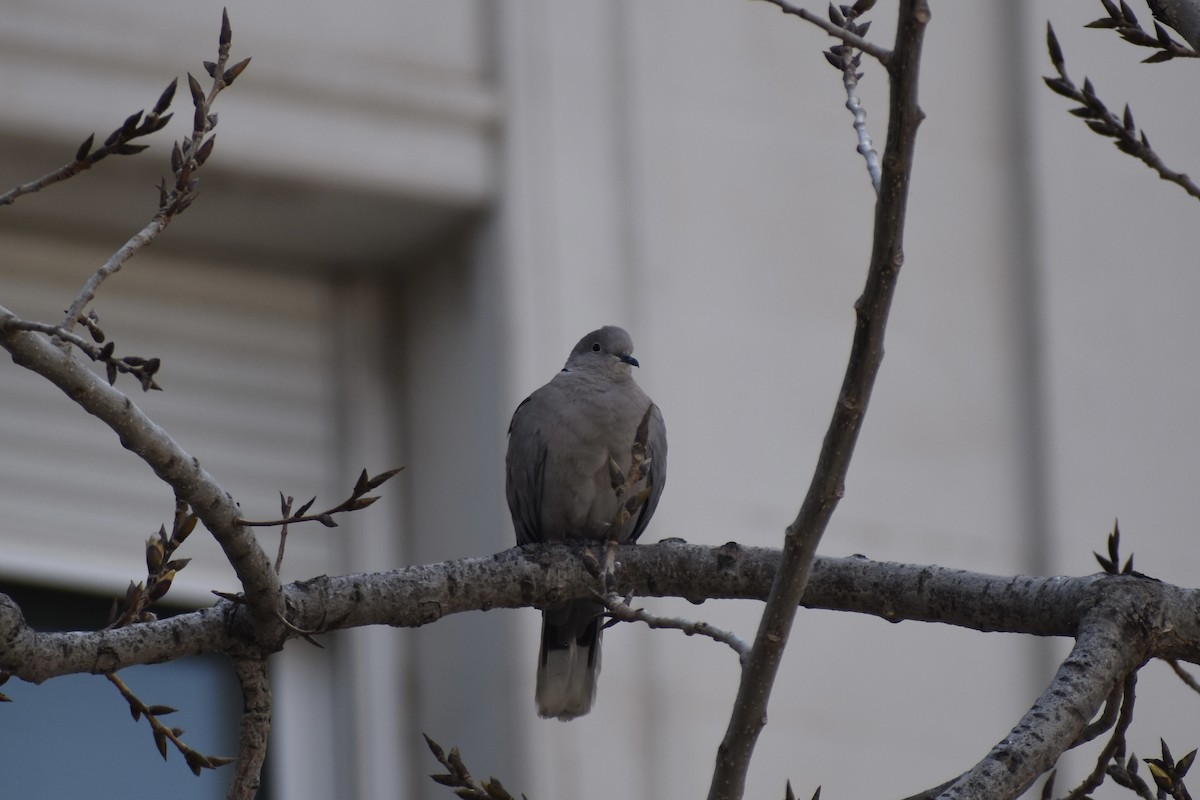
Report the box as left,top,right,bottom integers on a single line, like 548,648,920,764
1089,0,1200,60
942,601,1151,799
0,304,284,636
59,10,250,334
1063,673,1138,800
0,313,162,391
228,657,271,800
599,591,751,659
423,734,525,800
1108,757,1160,800
3,544,1197,684
822,4,883,190
1044,23,1200,202
238,468,404,529
104,670,234,775
1068,676,1125,749
709,4,930,798
1166,657,1200,695
2,535,1197,796
764,0,894,65
273,495,295,574
0,80,177,208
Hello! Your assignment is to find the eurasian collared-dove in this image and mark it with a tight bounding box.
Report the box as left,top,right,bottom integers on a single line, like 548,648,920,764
506,326,667,720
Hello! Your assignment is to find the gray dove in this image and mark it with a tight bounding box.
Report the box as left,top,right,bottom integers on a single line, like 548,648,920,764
506,326,667,720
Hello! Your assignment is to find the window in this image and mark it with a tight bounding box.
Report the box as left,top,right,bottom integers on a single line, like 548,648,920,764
0,583,248,799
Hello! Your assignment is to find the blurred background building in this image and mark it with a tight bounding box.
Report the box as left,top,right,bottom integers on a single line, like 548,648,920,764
0,1,1198,797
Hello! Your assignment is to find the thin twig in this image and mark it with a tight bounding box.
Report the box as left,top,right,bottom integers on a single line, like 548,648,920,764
105,500,196,629
1044,23,1200,202
0,80,177,208
0,312,162,391
423,735,524,800
598,592,751,660
1,317,101,355
1063,672,1137,799
842,60,881,192
105,671,234,775
274,609,324,648
61,217,171,334
1068,678,1124,749
1,162,101,207
1109,764,1162,800
1087,0,1199,61
1041,772,1057,800
0,163,91,207
274,494,293,573
764,0,893,65
822,7,882,191
1166,658,1200,695
238,467,402,529
60,10,250,332
708,4,929,799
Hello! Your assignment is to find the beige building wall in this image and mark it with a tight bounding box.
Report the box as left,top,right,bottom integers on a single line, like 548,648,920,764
1,2,1197,798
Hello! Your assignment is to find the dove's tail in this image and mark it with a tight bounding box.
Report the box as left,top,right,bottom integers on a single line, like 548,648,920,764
536,599,604,720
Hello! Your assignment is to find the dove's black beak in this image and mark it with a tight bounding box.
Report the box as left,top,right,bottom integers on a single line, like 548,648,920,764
619,353,639,368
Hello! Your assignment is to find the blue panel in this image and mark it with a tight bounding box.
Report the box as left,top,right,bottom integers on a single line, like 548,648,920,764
0,655,241,799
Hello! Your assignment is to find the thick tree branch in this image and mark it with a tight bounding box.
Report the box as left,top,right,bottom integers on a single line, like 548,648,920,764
3,544,1197,684
1063,673,1138,800
0,306,284,638
942,595,1156,799
709,4,930,798
5,541,1197,796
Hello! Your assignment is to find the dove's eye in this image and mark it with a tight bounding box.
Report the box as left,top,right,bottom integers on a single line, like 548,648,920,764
591,342,601,352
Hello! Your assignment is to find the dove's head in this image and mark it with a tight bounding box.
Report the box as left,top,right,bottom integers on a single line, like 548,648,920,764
566,326,639,376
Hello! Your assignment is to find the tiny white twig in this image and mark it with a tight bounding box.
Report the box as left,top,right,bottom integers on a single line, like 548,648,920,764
843,66,882,193
61,217,167,332
0,162,89,207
